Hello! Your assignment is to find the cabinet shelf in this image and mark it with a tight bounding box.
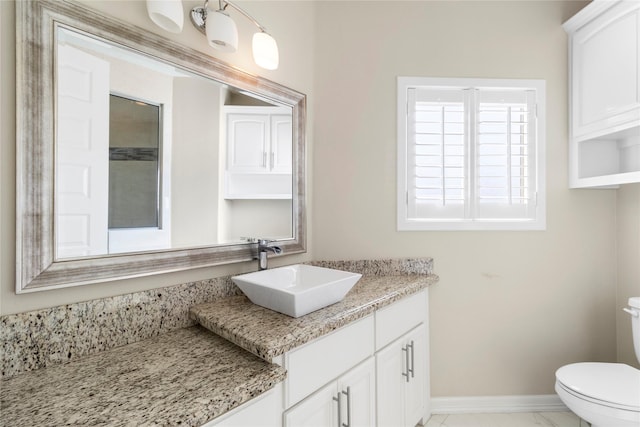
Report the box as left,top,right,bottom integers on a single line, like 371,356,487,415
571,125,640,188
223,172,292,200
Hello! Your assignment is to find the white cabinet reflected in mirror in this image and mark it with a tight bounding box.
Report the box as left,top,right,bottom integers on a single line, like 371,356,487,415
17,1,305,291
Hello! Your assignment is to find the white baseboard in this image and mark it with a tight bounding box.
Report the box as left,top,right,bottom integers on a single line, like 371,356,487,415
431,394,568,414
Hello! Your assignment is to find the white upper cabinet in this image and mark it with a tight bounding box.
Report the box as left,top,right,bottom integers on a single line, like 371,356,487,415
564,0,640,188
226,108,292,174
226,112,271,173
570,1,640,138
224,106,293,198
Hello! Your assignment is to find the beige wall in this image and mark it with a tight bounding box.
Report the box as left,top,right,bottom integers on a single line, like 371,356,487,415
0,0,315,315
311,0,620,396
617,184,640,368
171,76,221,248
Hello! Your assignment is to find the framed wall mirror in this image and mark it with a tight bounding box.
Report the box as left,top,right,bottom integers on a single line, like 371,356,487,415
16,0,306,292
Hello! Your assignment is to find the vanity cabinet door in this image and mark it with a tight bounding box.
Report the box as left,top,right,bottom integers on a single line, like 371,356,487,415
284,358,376,427
376,340,406,427
404,324,427,425
284,382,337,427
336,358,376,427
376,324,427,427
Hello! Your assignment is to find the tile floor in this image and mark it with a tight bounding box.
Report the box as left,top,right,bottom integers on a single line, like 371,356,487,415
425,411,588,427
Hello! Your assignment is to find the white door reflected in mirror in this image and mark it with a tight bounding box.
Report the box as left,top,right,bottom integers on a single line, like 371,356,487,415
56,43,110,258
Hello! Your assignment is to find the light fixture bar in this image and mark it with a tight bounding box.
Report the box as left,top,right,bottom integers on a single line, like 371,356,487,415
189,0,279,70
189,2,208,35
190,0,267,35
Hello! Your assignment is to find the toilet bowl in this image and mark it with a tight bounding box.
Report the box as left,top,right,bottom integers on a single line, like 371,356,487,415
555,362,640,427
555,297,640,427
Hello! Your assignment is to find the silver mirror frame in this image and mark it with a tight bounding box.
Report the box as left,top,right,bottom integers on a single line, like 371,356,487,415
16,0,306,292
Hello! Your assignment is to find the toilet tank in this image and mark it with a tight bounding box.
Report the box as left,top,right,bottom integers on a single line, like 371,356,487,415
629,297,640,365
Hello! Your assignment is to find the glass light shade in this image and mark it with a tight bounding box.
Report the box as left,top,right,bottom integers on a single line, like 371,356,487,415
252,32,279,70
146,0,184,34
205,9,238,52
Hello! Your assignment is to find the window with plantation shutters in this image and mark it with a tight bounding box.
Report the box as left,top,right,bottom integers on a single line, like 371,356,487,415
398,77,546,231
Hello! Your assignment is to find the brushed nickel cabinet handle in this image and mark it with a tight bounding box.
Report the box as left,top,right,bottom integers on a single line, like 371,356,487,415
402,345,410,382
341,387,351,427
333,393,342,427
408,340,415,378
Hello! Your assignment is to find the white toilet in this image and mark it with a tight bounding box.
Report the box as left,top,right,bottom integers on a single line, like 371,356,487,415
555,297,640,427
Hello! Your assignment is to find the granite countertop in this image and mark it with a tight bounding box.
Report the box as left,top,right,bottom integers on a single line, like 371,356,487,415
190,273,438,362
0,326,285,427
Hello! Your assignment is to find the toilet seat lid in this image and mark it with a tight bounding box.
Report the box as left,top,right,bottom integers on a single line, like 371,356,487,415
556,363,640,410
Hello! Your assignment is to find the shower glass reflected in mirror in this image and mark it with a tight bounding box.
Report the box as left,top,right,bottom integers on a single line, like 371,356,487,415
108,95,161,231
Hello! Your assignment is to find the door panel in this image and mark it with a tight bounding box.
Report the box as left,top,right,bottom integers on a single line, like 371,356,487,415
56,44,110,258
337,358,376,427
376,338,406,427
284,382,337,427
405,325,427,427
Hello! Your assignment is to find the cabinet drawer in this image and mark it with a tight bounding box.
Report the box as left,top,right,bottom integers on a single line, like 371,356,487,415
285,315,374,407
375,290,427,351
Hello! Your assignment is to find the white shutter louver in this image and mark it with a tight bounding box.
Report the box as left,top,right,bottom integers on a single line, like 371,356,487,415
408,88,467,220
475,89,537,220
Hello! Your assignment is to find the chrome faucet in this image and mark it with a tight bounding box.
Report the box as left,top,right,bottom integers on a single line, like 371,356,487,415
257,239,282,270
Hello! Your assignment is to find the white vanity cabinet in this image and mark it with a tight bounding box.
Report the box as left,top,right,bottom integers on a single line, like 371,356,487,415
224,106,292,199
284,358,376,427
280,289,430,427
564,0,640,187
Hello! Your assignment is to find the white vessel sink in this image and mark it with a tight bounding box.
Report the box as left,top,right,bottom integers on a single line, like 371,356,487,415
231,264,362,318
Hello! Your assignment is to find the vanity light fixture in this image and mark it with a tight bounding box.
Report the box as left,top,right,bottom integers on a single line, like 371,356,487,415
146,0,279,69
189,0,279,70
146,0,184,34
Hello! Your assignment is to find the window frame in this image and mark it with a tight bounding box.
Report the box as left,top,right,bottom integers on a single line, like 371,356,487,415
397,77,546,231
